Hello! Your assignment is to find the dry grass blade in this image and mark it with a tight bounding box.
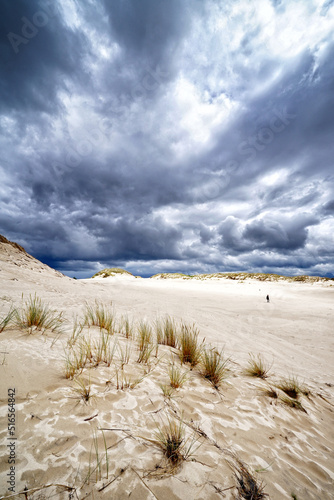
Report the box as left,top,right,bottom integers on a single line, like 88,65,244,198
86,429,109,484
280,395,307,413
260,385,278,399
244,354,271,379
179,323,202,367
200,347,229,389
15,294,63,333
231,457,268,499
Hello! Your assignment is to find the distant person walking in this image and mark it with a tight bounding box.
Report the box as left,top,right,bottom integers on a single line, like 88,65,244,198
266,294,270,303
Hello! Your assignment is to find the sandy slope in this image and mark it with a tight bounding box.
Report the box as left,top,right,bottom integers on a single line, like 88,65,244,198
0,241,333,499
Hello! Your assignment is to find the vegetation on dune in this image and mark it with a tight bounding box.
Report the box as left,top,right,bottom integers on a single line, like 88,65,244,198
277,376,303,399
4,289,320,497
229,455,267,500
149,271,333,283
156,315,178,348
15,294,63,334
178,323,203,367
244,354,272,379
84,301,115,333
91,268,133,278
168,363,188,389
0,305,15,333
137,321,154,363
153,414,201,466
200,347,229,389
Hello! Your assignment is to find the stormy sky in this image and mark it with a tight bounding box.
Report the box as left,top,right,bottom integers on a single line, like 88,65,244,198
1,0,333,278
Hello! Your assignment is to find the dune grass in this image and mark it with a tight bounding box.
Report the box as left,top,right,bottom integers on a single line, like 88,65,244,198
232,457,267,499
15,294,63,333
168,363,188,389
120,314,134,339
93,330,116,366
160,384,175,399
137,321,154,363
260,385,278,399
64,330,117,378
0,306,15,333
86,430,109,484
84,301,115,333
178,323,202,367
244,354,271,379
280,395,307,413
156,316,178,348
153,414,200,466
67,317,84,347
117,342,132,369
277,376,302,399
200,347,229,389
72,376,93,403
115,368,144,390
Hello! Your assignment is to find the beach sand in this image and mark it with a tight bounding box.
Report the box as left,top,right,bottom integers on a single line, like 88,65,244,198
0,241,333,499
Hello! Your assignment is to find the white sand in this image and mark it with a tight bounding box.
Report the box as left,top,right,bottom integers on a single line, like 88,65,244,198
0,241,333,499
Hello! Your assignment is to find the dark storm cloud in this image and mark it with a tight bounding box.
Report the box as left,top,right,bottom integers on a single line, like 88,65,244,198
0,0,90,116
0,0,333,278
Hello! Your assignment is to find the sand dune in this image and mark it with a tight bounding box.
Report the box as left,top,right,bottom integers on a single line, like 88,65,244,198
0,239,333,499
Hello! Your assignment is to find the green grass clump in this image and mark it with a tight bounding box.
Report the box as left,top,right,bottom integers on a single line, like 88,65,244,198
168,363,187,389
200,347,229,389
115,368,143,390
153,415,200,466
120,314,134,339
277,376,302,399
84,302,115,333
137,321,154,363
117,342,132,369
72,376,93,403
15,294,63,333
67,317,84,347
244,354,271,379
160,384,175,399
157,316,178,347
0,306,15,333
178,323,202,367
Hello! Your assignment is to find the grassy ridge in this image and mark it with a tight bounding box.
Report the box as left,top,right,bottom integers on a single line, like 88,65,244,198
91,268,134,278
150,272,333,283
